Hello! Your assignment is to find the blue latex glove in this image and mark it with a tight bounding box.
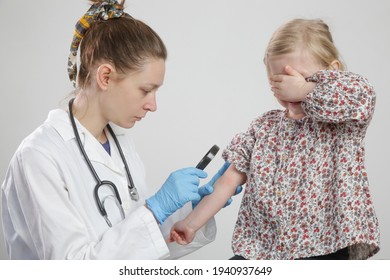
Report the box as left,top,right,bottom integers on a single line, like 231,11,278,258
192,162,243,208
146,167,207,224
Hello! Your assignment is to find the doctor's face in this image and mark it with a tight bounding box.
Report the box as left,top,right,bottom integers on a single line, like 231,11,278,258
105,58,165,128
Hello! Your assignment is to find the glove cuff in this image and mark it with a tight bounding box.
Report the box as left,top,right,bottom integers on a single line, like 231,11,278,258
146,196,167,224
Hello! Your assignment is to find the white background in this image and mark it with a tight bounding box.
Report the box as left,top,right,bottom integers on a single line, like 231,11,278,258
0,0,389,260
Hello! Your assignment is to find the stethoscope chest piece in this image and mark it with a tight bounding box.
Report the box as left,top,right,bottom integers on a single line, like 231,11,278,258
129,187,139,201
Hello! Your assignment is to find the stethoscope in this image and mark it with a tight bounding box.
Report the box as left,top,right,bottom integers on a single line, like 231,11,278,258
68,98,139,227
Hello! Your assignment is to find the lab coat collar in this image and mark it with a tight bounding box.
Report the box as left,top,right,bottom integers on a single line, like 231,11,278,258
45,109,126,141
45,109,76,141
45,109,127,174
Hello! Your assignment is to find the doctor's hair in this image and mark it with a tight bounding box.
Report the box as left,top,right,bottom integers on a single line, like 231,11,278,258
263,18,346,74
78,0,167,89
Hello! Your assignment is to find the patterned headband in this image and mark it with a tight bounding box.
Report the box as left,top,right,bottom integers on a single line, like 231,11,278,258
67,0,127,88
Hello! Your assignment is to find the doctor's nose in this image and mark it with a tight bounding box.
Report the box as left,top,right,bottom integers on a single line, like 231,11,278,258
144,93,157,112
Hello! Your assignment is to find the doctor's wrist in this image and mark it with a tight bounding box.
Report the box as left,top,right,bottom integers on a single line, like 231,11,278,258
144,203,160,224
145,197,167,224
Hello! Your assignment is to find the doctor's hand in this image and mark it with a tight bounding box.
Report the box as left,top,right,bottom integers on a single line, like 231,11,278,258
192,162,243,208
146,167,207,224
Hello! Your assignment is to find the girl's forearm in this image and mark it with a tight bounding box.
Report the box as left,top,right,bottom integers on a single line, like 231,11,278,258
184,165,246,231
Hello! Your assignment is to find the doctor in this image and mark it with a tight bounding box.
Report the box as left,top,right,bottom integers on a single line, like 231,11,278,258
1,0,239,259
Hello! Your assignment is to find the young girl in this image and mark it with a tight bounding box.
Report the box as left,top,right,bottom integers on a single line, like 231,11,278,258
169,18,380,260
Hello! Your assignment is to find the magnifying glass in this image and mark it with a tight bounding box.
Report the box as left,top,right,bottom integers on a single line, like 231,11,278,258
195,145,220,170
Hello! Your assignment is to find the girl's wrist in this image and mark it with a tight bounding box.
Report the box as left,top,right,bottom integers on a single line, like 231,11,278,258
296,81,315,101
187,221,200,232
302,82,316,98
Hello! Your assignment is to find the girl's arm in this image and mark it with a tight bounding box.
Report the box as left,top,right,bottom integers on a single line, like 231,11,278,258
270,67,375,124
169,164,246,244
302,70,376,124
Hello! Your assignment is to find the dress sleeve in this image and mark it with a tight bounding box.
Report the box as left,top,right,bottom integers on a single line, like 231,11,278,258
301,70,376,124
222,119,259,174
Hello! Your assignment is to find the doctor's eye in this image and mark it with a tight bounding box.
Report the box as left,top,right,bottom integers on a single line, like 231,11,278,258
141,88,153,95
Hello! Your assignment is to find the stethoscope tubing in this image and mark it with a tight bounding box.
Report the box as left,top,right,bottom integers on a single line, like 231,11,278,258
105,124,138,200
68,98,138,226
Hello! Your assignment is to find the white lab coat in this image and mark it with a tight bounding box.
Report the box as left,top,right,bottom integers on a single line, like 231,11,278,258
1,109,216,259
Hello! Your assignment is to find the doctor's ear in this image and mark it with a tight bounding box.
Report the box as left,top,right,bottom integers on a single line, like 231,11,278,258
96,64,116,90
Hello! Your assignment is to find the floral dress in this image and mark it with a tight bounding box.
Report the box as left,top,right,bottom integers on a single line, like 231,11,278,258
222,70,380,259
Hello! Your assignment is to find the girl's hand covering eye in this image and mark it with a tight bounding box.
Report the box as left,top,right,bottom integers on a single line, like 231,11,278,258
270,65,316,102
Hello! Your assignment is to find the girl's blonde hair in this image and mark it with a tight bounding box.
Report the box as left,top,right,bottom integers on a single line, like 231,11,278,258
264,18,345,73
